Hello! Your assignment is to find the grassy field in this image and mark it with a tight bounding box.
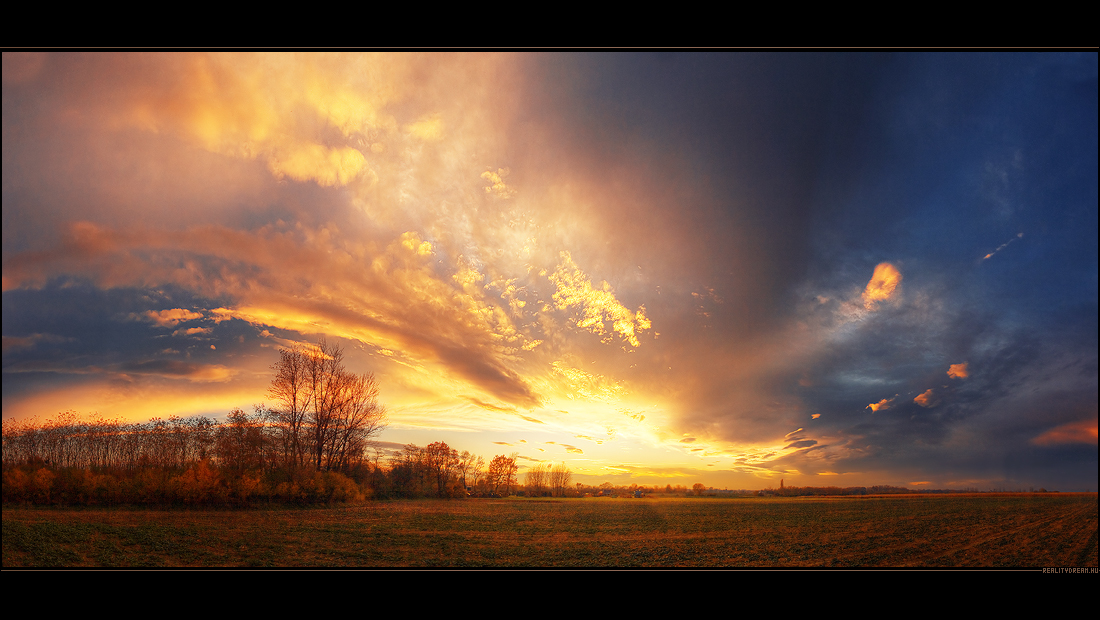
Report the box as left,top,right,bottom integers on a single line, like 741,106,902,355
3,494,1096,568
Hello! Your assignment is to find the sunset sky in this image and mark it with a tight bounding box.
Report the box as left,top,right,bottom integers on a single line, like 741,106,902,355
3,52,1096,491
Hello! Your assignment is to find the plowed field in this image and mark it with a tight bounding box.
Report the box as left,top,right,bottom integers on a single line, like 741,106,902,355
4,494,1096,568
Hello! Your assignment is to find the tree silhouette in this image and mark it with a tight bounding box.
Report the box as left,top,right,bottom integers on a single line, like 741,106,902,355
549,462,572,497
267,339,386,472
525,462,550,497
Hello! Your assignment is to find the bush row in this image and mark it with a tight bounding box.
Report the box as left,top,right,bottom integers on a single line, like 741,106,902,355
2,461,367,507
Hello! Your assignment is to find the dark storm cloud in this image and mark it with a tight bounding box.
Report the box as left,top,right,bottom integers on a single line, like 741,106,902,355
589,52,1096,488
525,53,872,334
1,282,252,399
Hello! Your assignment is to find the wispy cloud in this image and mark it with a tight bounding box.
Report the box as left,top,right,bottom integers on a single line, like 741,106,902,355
982,233,1024,261
134,309,204,328
1031,420,1098,446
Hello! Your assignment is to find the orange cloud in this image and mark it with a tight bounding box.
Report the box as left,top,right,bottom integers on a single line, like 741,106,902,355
867,396,896,412
862,262,902,310
947,362,968,379
1031,420,1099,446
405,113,445,142
173,327,213,336
117,54,407,189
913,389,938,408
137,308,204,327
5,218,549,408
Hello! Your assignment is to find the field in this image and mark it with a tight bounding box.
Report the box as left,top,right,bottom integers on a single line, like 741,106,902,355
3,494,1096,568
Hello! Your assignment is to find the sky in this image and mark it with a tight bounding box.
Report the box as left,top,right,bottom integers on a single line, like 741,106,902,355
3,52,1096,491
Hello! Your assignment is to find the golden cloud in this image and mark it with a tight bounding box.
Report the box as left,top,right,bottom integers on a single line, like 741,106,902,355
173,327,213,337
862,262,902,310
113,54,411,189
549,252,652,347
867,396,895,412
5,218,547,408
268,144,368,187
138,308,204,327
481,167,517,199
550,361,624,402
3,53,680,429
406,113,445,142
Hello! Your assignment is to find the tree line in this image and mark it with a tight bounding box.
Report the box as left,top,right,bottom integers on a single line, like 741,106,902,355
365,442,514,499
3,339,384,476
1,411,567,505
1,339,578,505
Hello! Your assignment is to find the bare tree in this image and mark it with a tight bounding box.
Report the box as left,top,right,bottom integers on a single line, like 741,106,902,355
549,462,572,497
524,462,550,497
326,370,386,471
267,344,310,467
267,338,386,472
457,451,483,493
305,339,343,471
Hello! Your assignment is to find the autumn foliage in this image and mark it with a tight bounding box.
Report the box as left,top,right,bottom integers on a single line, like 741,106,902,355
2,339,581,505
1,408,372,506
2,339,386,506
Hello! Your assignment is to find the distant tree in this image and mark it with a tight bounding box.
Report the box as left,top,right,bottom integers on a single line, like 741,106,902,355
692,483,706,496
525,462,550,497
425,441,460,497
487,453,518,496
549,462,572,497
214,408,266,473
457,451,483,493
388,443,427,497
